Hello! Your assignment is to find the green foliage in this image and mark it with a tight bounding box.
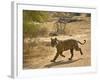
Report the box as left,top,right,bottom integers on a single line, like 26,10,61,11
23,10,50,38
23,22,40,38
23,10,50,22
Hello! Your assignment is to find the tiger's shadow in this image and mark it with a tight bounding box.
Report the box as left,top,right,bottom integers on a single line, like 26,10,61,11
44,58,83,68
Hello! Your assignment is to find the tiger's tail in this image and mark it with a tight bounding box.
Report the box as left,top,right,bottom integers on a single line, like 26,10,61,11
77,40,86,45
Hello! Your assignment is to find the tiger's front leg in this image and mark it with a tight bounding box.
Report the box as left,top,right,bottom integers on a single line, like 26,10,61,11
50,52,60,62
69,49,74,60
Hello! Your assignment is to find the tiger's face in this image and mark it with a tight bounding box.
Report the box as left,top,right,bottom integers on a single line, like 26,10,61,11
51,38,58,47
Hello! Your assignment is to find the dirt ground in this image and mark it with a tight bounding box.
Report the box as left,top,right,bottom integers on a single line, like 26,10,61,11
23,18,91,69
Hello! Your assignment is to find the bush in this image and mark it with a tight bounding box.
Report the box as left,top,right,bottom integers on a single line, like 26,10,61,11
37,27,48,37
23,22,48,38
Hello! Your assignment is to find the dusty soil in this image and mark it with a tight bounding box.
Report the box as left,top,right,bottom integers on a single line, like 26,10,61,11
23,18,91,69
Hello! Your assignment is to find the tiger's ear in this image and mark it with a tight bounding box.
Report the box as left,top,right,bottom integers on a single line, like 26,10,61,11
55,37,57,40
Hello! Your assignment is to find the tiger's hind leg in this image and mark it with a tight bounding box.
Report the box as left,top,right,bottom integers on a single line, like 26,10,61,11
79,48,83,55
75,47,83,55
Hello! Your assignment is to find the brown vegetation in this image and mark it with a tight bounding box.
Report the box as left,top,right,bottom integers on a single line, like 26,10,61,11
23,15,91,69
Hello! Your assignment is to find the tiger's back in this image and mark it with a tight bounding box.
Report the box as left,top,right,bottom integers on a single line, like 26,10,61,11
56,39,79,51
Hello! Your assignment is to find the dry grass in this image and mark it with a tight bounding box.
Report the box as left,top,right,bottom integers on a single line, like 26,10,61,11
23,17,91,69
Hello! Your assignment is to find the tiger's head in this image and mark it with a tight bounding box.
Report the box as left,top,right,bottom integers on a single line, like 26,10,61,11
51,38,58,47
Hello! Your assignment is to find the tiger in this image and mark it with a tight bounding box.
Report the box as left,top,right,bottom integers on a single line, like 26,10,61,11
50,38,86,62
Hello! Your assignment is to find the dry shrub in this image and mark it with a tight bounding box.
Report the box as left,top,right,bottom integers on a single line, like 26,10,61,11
37,27,48,37
28,45,51,58
23,39,51,59
64,26,72,35
39,41,51,47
